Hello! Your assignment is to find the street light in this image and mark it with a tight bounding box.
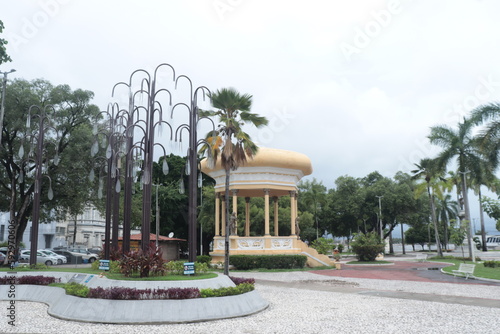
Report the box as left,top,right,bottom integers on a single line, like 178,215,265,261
0,69,16,145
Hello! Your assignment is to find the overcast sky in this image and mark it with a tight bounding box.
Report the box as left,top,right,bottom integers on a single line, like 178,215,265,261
2,0,500,234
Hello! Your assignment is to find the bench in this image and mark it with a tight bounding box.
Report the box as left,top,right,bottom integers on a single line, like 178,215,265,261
415,253,428,262
452,263,476,279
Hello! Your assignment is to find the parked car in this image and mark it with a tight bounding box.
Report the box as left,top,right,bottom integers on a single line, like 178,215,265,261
0,251,6,264
41,249,67,265
20,250,59,266
53,250,83,264
67,248,99,263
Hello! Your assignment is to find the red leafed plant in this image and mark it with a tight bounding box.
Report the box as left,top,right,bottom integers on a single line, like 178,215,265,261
119,243,166,278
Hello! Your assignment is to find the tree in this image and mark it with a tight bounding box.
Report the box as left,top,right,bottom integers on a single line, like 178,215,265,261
412,158,444,256
405,224,429,251
199,87,268,275
350,231,385,261
0,20,12,65
298,178,327,240
428,118,484,258
435,193,458,250
0,78,100,250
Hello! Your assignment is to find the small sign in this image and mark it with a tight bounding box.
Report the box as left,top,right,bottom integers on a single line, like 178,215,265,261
183,262,195,275
68,274,87,284
99,260,110,271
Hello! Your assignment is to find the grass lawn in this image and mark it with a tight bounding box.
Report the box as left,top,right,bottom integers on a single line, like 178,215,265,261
430,258,500,280
0,266,217,281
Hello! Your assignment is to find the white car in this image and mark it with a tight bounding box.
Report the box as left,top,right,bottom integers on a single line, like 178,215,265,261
20,250,59,266
41,249,67,264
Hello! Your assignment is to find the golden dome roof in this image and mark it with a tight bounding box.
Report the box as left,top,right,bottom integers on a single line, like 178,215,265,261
200,147,313,175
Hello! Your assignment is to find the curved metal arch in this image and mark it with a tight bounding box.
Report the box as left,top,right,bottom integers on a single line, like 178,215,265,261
128,69,151,88
170,102,191,119
111,81,130,98
154,63,176,79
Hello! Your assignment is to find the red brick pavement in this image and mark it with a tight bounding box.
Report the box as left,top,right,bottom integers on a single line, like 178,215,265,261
310,261,475,283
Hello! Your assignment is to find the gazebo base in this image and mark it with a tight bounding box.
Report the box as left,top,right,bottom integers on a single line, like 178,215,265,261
210,235,335,267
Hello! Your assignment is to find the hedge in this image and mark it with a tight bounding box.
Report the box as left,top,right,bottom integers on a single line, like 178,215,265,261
230,255,307,270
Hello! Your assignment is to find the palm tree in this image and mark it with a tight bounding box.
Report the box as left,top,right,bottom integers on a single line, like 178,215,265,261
411,158,444,257
435,193,459,250
199,88,268,275
470,102,500,250
428,118,484,259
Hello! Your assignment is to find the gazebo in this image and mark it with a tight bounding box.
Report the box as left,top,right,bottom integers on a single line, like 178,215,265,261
200,147,334,267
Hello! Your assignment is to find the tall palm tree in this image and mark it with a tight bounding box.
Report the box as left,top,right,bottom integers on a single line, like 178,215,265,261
470,102,500,250
411,158,444,257
428,117,483,259
199,88,268,275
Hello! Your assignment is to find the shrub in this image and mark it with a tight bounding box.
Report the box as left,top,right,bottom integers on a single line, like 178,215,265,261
87,286,201,300
196,255,212,264
165,261,209,275
350,232,385,262
119,244,166,278
229,276,255,285
200,283,254,298
165,260,185,275
484,260,500,268
0,275,60,285
336,244,344,253
230,255,307,270
310,238,335,255
64,282,89,298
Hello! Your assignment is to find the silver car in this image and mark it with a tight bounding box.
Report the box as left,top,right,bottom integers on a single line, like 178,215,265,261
20,250,59,266
41,249,67,264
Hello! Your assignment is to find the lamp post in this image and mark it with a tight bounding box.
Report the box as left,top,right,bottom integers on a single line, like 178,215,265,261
376,195,383,241
0,69,16,145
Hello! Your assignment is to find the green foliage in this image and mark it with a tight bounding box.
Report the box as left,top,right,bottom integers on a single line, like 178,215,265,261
200,283,254,298
350,231,385,261
165,261,209,275
230,255,307,270
64,282,90,298
196,255,212,264
310,237,335,255
483,260,500,268
336,244,344,253
165,260,185,275
29,264,49,270
0,20,12,65
0,78,100,250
